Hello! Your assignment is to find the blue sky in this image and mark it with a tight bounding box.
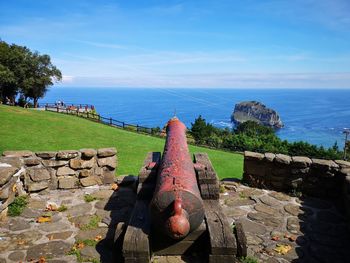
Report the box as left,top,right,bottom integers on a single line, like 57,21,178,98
1,0,350,88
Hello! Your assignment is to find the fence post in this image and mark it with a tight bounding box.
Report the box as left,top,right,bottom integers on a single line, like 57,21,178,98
136,125,139,132
56,106,59,113
87,112,89,119
98,115,101,122
45,105,47,111
110,117,112,125
122,122,125,129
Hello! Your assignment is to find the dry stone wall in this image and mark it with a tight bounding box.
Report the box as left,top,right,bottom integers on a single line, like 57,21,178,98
0,148,117,218
243,151,350,199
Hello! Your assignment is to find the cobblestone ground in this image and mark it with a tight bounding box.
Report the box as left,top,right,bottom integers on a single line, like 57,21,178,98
221,180,350,263
1,182,350,263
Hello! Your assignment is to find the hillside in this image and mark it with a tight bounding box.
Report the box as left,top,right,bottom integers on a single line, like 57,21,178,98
0,105,243,179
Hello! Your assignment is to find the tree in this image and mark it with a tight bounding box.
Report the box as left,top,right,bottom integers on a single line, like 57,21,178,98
190,115,215,144
0,39,61,107
22,52,61,108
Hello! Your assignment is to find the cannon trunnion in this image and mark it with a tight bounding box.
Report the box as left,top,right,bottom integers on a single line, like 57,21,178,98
119,118,239,262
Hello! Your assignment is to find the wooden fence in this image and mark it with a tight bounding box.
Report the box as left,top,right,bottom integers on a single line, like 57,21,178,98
44,103,157,135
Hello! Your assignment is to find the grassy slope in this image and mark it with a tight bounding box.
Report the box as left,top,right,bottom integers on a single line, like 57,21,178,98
0,105,243,179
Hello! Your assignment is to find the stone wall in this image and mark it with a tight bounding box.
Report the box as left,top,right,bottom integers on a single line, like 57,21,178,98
0,148,117,218
243,151,350,199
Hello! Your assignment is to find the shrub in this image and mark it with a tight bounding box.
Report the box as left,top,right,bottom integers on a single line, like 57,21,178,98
8,195,28,216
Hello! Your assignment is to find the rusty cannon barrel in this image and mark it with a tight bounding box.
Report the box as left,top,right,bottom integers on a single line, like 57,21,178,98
150,117,204,240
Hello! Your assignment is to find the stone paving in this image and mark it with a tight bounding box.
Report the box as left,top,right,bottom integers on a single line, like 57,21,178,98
1,180,350,262
220,180,350,263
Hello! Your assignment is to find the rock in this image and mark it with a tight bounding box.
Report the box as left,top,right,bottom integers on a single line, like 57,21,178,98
91,189,114,199
0,177,16,199
27,167,50,181
268,191,291,201
102,167,115,184
244,151,264,161
70,158,96,169
46,231,73,240
75,227,109,241
41,159,68,168
21,207,42,218
36,151,57,159
8,251,25,261
246,233,263,245
27,181,49,192
225,197,256,207
275,154,292,165
287,217,303,234
340,168,350,176
93,166,102,176
0,157,21,168
254,203,280,216
58,177,78,189
335,160,350,168
27,199,46,209
284,204,313,217
57,166,76,176
0,167,18,185
56,150,79,160
264,153,275,162
231,101,283,128
98,156,116,169
80,148,97,159
38,221,71,233
26,241,71,260
9,218,31,231
79,169,92,177
80,246,100,260
238,218,267,235
80,176,102,187
292,156,312,168
247,212,282,227
311,159,338,170
259,195,281,207
97,147,116,157
3,150,33,158
67,203,92,217
23,157,41,166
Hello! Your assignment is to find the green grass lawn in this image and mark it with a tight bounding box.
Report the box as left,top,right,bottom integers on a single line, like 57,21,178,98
0,105,243,179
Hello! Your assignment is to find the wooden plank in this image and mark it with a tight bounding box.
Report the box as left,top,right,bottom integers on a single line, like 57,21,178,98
235,221,247,258
194,153,219,185
204,200,237,256
123,200,151,261
208,182,220,200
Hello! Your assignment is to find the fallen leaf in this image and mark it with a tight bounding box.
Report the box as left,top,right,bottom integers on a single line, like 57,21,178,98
38,256,47,263
46,204,58,211
274,244,292,255
271,236,280,241
17,239,26,245
12,184,17,192
36,216,52,223
111,183,119,191
76,242,85,249
94,235,102,241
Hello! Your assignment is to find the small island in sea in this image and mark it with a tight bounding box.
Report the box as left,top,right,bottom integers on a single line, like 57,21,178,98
231,101,284,128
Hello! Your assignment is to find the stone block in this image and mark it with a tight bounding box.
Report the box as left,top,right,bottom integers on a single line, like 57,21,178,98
0,176,17,200
57,166,76,176
27,181,49,192
98,156,116,169
79,169,92,177
80,176,102,187
97,147,116,157
335,160,350,168
275,154,292,165
80,149,97,159
35,151,57,159
41,159,68,168
312,159,339,171
70,158,96,169
93,166,102,176
264,153,275,162
48,168,58,190
56,150,79,160
244,151,264,161
0,157,22,168
244,160,265,177
27,167,51,181
292,156,312,168
58,177,78,189
0,167,18,186
2,150,33,158
102,167,115,184
23,157,41,166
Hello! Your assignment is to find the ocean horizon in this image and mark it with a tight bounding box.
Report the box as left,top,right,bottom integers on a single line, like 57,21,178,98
39,87,350,149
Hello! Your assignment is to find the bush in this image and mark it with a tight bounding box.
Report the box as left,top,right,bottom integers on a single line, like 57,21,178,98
8,195,28,216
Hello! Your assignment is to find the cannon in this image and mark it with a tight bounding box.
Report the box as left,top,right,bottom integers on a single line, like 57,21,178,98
120,117,239,263
150,117,204,239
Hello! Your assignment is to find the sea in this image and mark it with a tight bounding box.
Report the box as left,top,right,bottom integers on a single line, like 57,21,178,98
39,88,350,149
